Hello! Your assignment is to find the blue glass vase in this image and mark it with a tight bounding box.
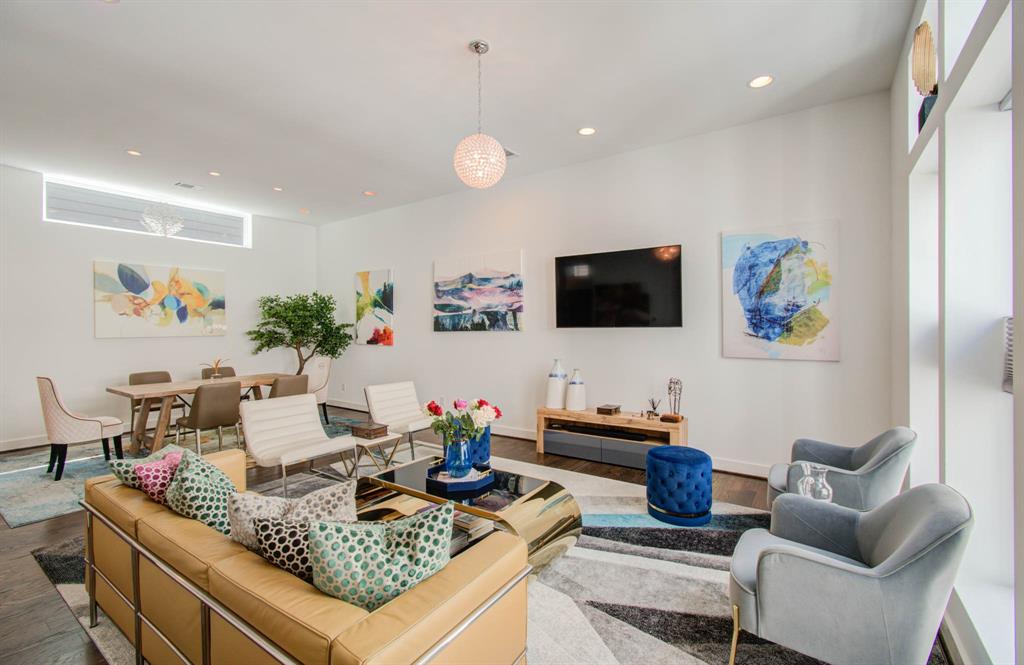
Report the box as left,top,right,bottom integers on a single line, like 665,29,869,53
445,436,472,478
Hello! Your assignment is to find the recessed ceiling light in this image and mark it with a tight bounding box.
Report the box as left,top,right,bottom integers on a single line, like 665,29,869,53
208,171,221,177
125,149,142,157
362,190,377,197
272,186,284,192
748,75,774,89
299,208,310,215
577,127,597,136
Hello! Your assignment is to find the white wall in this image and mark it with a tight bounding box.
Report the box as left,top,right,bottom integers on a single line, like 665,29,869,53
0,165,318,450
316,92,893,477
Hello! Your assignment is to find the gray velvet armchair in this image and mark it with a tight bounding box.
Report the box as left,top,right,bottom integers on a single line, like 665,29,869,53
728,484,972,665
768,427,917,510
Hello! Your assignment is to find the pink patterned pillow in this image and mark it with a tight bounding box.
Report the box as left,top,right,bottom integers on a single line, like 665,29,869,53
134,452,183,504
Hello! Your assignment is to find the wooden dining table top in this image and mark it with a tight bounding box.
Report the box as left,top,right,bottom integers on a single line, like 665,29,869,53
106,372,291,399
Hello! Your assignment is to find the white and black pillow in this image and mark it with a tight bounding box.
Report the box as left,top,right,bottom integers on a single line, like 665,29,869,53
228,493,291,550
255,519,313,582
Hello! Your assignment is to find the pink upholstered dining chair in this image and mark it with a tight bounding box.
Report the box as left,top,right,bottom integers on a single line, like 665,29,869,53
36,377,124,481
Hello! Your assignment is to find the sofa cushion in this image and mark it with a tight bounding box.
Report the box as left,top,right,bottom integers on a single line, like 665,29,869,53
108,444,185,489
137,509,248,590
310,502,453,611
166,450,237,535
86,478,168,536
135,452,183,504
209,551,368,665
228,482,356,550
255,519,313,582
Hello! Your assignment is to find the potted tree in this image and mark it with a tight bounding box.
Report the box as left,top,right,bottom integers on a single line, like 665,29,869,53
247,293,353,374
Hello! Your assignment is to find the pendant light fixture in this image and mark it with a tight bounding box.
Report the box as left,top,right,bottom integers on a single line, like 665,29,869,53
453,40,506,189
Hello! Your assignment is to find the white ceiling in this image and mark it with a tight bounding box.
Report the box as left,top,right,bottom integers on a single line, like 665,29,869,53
0,0,913,225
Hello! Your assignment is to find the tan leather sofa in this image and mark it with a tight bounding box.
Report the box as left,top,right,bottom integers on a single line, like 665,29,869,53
83,449,530,665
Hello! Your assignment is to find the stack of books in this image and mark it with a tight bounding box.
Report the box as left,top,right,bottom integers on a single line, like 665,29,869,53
450,510,494,554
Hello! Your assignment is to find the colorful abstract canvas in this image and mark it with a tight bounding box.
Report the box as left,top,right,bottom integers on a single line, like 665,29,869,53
721,223,838,360
355,269,394,345
93,261,226,338
433,250,523,332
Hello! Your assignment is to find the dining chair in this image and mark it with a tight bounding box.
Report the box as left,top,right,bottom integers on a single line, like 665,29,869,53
36,377,124,481
201,366,254,400
128,371,188,432
174,381,241,455
303,356,332,422
269,374,309,399
364,381,431,460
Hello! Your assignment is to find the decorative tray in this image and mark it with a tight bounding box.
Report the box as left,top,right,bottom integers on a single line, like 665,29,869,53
425,462,495,497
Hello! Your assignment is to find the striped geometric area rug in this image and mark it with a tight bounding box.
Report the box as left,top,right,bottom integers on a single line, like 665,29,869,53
30,455,947,664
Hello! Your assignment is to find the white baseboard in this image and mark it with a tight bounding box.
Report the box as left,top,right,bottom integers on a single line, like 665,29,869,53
710,456,770,478
0,433,48,452
327,398,368,412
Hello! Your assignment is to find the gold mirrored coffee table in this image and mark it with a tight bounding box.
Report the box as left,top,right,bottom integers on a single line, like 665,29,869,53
354,455,582,568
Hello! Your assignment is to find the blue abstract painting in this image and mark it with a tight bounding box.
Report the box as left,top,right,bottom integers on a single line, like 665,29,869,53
721,223,838,360
433,250,523,332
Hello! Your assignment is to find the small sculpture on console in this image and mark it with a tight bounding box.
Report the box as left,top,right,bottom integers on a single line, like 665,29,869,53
646,398,661,419
661,378,683,423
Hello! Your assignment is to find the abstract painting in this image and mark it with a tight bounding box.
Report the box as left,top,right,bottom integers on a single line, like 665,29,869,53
93,261,226,338
354,268,394,345
721,222,838,360
433,250,523,332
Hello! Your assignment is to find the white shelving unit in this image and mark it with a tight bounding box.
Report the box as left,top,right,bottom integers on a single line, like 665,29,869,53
891,1,1019,663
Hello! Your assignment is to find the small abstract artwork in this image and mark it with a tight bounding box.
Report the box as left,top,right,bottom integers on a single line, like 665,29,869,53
93,261,226,338
433,250,523,332
355,269,394,345
721,223,838,361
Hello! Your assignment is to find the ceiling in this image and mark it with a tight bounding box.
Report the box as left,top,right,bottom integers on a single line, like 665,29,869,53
0,1,913,225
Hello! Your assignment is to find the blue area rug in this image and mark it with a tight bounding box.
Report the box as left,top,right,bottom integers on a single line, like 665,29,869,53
0,414,364,528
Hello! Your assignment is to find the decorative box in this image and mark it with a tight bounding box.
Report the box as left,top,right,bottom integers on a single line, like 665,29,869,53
596,404,621,415
425,462,495,497
351,422,388,439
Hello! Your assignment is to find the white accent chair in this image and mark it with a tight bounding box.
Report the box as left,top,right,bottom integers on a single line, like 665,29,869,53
303,356,332,422
364,381,432,460
239,393,358,496
36,376,124,481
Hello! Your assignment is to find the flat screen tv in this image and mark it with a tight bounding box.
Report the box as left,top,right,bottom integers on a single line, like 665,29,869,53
555,245,682,328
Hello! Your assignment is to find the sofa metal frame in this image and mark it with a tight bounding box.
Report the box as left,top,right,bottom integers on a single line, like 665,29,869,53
81,499,532,665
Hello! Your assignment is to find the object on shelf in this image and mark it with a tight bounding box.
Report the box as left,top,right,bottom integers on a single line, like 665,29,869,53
646,397,661,419
911,21,937,97
667,378,682,415
596,404,621,415
918,84,938,131
350,422,389,439
565,369,586,410
545,358,568,408
660,413,683,423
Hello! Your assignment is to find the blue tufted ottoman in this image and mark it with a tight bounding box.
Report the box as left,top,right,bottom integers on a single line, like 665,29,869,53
646,446,712,526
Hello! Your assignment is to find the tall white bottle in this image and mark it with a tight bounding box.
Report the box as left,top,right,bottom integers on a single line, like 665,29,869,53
545,359,568,409
565,369,586,411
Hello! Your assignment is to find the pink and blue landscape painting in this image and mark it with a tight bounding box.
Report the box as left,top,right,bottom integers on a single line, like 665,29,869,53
433,250,523,332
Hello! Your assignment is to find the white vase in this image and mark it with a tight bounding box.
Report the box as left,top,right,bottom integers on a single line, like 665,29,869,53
565,369,586,411
545,359,568,409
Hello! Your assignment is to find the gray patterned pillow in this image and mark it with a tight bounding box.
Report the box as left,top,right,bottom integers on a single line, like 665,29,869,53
254,519,313,582
227,480,356,550
309,502,454,611
165,450,237,535
228,493,291,550
108,444,185,489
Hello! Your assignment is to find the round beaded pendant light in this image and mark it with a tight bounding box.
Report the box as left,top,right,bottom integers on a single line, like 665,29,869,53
453,40,506,189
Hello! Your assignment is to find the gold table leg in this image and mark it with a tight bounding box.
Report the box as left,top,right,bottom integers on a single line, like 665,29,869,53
729,604,740,665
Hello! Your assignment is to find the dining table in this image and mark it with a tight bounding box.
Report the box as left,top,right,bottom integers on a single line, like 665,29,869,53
106,372,292,454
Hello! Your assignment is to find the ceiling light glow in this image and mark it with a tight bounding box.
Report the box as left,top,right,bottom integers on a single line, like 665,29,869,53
272,186,284,192
208,171,221,177
748,75,774,89
125,149,142,157
362,191,377,197
577,127,597,136
299,208,310,215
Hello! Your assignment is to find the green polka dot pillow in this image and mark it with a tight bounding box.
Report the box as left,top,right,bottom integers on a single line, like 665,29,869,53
309,502,454,611
108,444,185,489
165,449,237,535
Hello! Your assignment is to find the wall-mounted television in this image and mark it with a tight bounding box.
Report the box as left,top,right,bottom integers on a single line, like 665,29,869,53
555,245,682,328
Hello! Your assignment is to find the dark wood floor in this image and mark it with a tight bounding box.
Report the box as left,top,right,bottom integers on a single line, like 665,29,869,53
0,405,767,664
